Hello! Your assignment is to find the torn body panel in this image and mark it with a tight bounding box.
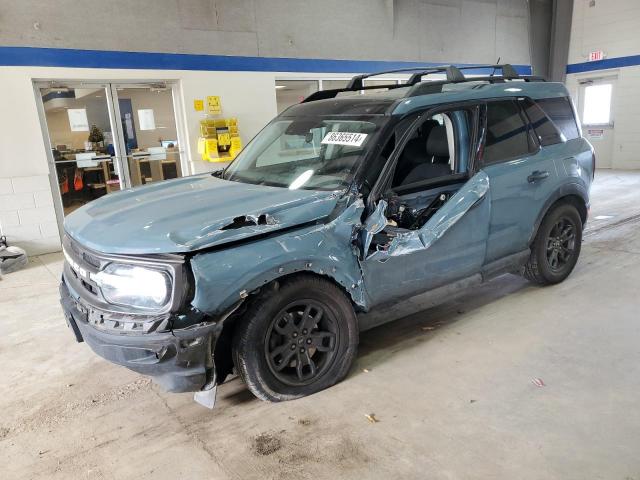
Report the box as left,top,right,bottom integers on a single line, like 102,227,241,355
360,171,490,306
189,198,369,315
360,199,388,258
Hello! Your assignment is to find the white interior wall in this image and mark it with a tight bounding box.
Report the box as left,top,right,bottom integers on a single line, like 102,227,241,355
120,88,179,149
44,97,112,151
566,0,640,170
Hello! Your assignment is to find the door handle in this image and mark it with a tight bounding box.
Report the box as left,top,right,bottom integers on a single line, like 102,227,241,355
527,170,550,183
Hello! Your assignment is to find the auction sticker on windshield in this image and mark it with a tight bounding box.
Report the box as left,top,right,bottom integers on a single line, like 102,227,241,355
321,132,368,147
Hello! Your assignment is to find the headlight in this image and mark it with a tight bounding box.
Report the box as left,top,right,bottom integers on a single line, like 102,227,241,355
94,263,172,310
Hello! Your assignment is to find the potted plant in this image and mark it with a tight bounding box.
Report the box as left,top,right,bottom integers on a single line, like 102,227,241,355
88,124,104,150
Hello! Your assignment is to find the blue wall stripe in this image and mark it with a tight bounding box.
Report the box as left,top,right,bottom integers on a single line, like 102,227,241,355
567,54,640,74
0,46,532,75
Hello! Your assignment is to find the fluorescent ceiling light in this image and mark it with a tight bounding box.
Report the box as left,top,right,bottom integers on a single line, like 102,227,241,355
275,85,287,89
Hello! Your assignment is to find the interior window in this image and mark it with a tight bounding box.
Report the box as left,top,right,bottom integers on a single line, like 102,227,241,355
582,84,612,125
483,100,531,165
391,110,471,189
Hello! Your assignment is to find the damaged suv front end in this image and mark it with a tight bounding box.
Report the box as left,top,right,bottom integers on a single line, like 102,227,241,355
59,100,387,407
59,234,226,399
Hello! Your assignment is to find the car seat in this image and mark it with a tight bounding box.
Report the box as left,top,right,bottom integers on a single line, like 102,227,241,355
401,125,452,185
393,120,439,185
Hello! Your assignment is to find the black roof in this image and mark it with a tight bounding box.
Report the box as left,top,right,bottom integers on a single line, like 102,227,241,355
281,94,401,117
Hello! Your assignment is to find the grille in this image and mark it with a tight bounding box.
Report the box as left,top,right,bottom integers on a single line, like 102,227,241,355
82,251,101,269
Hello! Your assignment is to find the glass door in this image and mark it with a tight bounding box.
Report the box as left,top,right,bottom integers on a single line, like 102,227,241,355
112,84,183,187
37,83,124,216
578,76,617,168
36,81,186,233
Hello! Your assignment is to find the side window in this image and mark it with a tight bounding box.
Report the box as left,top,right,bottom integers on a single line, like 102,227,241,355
391,109,471,189
363,114,417,192
536,96,580,140
483,100,532,165
521,98,565,146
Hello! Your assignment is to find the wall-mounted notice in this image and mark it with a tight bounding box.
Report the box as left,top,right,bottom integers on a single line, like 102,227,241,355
587,128,604,139
67,109,89,132
207,96,221,115
137,109,156,130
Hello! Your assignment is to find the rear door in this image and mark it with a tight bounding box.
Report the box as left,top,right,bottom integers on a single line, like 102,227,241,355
480,98,560,263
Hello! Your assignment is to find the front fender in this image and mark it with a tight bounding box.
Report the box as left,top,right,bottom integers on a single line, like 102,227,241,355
189,200,368,315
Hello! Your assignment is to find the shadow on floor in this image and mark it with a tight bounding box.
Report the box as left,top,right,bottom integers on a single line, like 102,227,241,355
354,273,531,369
218,273,532,405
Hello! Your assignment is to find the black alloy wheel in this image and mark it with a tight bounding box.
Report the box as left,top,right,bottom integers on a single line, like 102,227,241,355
265,301,338,386
524,202,583,285
232,274,358,402
546,217,577,272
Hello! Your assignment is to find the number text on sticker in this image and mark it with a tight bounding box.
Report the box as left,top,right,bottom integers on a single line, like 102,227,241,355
321,132,368,147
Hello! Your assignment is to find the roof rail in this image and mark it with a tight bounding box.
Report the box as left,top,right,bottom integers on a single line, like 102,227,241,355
301,64,544,104
406,64,523,85
346,64,469,89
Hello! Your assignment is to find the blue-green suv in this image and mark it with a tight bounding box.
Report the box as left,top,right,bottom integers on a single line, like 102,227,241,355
60,65,594,408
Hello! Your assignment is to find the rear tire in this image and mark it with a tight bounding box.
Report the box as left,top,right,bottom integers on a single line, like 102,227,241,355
232,275,358,402
524,203,582,285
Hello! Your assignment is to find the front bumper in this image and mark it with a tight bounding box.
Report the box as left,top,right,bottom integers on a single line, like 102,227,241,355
60,278,220,393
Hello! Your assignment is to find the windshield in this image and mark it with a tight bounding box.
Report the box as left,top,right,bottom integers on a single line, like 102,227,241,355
223,115,385,190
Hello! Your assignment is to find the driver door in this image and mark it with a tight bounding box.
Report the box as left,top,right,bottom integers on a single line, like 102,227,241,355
359,105,491,307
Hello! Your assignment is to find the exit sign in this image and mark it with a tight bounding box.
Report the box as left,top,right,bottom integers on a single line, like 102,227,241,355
589,50,605,61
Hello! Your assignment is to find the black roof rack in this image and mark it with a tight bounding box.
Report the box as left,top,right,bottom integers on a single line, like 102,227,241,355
301,64,545,104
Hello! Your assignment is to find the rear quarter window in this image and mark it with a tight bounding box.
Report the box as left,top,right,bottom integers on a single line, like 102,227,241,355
521,98,565,146
536,97,580,140
483,100,532,165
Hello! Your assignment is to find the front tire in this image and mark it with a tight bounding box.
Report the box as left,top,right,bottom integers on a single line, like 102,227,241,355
232,275,358,402
524,203,583,285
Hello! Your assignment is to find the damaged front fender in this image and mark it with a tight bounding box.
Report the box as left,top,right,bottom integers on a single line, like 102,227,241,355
189,198,371,314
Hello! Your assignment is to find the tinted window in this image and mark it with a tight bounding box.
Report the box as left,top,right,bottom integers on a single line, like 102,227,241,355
484,100,531,164
537,97,580,140
522,98,565,146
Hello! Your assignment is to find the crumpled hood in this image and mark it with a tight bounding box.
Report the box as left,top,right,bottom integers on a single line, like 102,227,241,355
64,175,340,254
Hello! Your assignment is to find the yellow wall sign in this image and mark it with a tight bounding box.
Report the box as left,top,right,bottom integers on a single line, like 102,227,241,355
206,96,221,115
194,99,204,111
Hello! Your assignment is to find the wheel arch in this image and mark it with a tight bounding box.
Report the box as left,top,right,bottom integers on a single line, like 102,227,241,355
529,183,589,245
213,270,360,385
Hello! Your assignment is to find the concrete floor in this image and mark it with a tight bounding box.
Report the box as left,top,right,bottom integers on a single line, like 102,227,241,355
1,170,639,480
